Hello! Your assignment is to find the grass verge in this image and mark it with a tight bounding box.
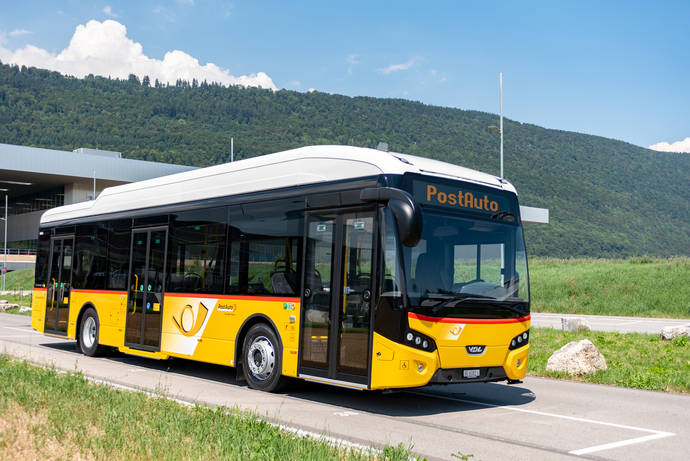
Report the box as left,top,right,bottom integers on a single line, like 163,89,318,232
0,356,412,460
528,328,690,393
2,268,34,291
529,257,690,318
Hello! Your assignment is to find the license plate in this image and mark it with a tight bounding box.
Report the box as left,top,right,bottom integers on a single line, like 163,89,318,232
463,369,480,379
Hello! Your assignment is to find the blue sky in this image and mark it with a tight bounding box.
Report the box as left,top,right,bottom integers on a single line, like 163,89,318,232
0,1,688,149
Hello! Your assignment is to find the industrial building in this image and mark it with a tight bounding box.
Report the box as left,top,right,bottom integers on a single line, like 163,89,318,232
0,143,196,270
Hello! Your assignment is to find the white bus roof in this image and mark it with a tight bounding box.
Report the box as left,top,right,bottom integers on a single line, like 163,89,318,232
41,145,517,224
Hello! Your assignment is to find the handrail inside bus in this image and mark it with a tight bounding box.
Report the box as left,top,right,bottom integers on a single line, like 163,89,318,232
360,187,423,247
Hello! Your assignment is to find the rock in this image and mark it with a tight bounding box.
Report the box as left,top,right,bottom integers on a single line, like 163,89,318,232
18,306,32,313
561,317,591,332
0,303,19,311
546,339,607,375
0,300,8,304
660,325,690,341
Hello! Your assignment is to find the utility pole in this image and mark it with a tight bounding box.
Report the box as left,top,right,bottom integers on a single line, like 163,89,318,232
2,195,6,292
500,72,504,179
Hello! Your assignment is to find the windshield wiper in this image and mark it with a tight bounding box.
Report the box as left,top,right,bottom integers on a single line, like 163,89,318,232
491,211,515,222
429,294,494,312
429,295,528,316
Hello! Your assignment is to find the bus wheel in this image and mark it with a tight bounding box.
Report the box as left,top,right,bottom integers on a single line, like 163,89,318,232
78,308,104,357
242,323,288,392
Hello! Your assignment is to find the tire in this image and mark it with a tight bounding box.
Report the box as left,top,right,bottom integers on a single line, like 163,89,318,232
78,308,105,357
242,323,288,392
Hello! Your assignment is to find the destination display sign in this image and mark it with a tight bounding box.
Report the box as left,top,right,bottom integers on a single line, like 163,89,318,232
412,180,514,216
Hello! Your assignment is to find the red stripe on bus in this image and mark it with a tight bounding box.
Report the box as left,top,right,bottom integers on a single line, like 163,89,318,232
71,289,127,295
164,292,300,303
408,312,531,324
34,288,47,291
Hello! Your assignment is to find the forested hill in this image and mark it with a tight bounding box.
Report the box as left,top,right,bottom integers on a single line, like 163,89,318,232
1,63,688,257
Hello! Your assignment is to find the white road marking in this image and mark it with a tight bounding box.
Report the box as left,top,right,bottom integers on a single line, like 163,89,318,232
408,391,675,456
3,326,36,332
569,432,674,456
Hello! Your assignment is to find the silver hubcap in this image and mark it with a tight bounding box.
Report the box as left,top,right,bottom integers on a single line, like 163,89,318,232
247,336,275,381
82,316,96,349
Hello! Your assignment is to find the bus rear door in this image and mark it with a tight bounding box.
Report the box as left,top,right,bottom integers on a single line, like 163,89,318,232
44,235,74,335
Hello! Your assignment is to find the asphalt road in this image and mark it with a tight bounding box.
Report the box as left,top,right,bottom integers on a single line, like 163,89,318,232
531,312,690,334
1,313,688,460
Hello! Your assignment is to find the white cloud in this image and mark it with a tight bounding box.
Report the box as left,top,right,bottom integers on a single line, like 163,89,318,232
378,58,418,75
177,0,195,5
103,6,118,18
648,137,690,153
346,53,359,74
0,19,276,90
9,29,32,37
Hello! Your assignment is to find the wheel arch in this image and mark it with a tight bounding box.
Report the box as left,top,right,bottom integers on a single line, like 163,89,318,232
234,314,283,367
76,302,98,337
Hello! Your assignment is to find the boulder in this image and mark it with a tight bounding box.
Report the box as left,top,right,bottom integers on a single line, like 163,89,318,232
18,306,32,313
561,317,591,332
0,303,19,311
546,339,607,375
660,325,690,341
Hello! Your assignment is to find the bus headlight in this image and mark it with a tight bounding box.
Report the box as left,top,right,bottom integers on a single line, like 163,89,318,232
509,329,529,350
404,329,436,352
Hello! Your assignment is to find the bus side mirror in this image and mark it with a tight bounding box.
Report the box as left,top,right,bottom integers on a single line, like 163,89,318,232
360,187,423,247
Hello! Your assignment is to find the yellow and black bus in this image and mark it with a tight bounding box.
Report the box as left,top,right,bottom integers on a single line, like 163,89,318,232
32,145,530,392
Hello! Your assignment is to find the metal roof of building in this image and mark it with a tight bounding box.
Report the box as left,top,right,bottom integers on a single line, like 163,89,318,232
0,143,196,184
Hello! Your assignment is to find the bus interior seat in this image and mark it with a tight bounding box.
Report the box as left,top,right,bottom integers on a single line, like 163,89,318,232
270,271,296,295
414,253,449,293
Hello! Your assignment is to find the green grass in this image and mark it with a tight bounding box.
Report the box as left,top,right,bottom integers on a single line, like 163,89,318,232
0,293,32,316
2,268,34,291
528,328,690,393
0,356,413,460
529,257,690,318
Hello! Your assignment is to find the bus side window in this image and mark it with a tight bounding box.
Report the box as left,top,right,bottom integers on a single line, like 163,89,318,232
226,204,302,297
167,208,227,294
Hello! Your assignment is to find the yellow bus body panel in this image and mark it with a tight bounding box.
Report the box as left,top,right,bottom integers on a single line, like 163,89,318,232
160,294,300,377
31,288,47,332
34,287,528,388
68,290,125,346
370,332,439,390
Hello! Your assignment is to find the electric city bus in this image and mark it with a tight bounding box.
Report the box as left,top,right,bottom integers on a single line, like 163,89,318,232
32,145,530,392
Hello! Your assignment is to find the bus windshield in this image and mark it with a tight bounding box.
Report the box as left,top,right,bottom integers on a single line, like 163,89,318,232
401,210,529,319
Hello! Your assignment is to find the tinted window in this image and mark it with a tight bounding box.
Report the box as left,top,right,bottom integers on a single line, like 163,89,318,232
227,202,303,296
73,224,108,290
34,229,51,288
106,219,131,290
167,207,226,294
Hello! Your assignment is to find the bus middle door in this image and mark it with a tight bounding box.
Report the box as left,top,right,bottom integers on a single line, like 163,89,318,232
125,227,167,350
299,209,377,388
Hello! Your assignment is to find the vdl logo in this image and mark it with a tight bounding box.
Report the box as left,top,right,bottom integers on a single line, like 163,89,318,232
465,345,486,355
173,302,209,337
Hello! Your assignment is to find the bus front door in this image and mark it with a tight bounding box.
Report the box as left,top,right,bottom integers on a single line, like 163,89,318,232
44,235,74,335
299,210,377,388
125,227,167,350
